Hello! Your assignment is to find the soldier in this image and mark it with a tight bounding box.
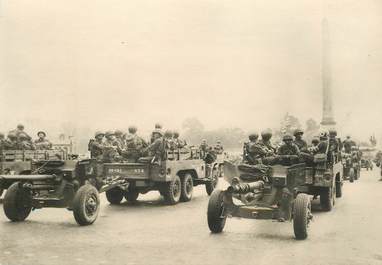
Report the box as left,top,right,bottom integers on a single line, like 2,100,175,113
310,131,329,156
123,126,147,162
102,131,121,162
243,133,260,164
114,130,126,153
214,140,224,154
88,131,105,160
173,131,187,148
151,123,163,143
293,129,308,152
199,139,209,158
163,130,176,150
3,132,18,150
343,135,356,154
278,134,300,156
311,137,320,147
18,133,36,150
259,129,276,154
10,124,32,141
144,129,166,163
34,131,53,150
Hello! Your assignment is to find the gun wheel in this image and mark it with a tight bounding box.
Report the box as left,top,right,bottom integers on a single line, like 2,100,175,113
3,182,32,222
106,187,124,205
293,193,311,240
73,184,100,226
207,189,227,233
205,167,219,196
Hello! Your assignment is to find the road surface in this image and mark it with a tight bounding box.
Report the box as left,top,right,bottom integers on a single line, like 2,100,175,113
0,169,382,265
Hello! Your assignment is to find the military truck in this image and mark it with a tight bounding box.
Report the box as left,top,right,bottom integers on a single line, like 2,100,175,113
360,147,375,171
303,152,343,211
208,157,313,240
342,151,360,183
100,147,219,205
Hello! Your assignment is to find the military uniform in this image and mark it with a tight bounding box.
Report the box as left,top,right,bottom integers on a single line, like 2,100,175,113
278,143,300,156
123,133,148,162
146,136,165,161
294,139,308,152
343,138,356,153
34,132,53,150
3,138,18,150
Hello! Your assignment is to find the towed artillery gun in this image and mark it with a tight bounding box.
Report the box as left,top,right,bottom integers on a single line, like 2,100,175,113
207,156,313,240
0,148,101,225
100,147,220,205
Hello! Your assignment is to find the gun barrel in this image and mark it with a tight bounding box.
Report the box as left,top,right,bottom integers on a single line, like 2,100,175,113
228,180,264,194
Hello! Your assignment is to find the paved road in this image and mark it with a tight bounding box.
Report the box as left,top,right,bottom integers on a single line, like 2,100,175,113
1,169,382,265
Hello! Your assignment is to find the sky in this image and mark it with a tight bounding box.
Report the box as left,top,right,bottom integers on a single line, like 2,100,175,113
0,0,381,141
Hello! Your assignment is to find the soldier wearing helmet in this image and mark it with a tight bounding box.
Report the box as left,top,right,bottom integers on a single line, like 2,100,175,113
173,131,187,149
151,123,163,143
114,129,126,152
343,135,355,153
102,131,121,162
293,129,308,152
123,126,147,162
9,124,32,142
163,130,176,150
88,131,105,160
214,140,224,154
199,139,209,157
18,133,36,150
278,134,300,156
3,132,18,150
259,129,276,154
34,131,53,150
143,129,165,163
243,132,261,164
328,129,341,161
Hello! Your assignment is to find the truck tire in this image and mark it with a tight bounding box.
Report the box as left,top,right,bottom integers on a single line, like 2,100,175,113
335,181,342,198
320,187,335,211
207,189,226,233
180,173,193,202
124,190,139,202
3,182,32,222
163,175,181,205
0,188,3,198
293,193,311,240
106,188,124,204
349,168,355,183
73,184,100,226
205,168,219,196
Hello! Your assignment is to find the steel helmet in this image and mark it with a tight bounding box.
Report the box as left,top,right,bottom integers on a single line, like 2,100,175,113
95,131,104,138
293,128,304,136
282,134,293,141
128,126,137,134
248,133,259,141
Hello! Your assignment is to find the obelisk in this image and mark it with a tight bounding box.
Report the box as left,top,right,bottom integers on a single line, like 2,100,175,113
320,18,336,129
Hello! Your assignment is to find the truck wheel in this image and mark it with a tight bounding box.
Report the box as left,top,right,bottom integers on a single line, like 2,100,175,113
3,182,32,222
180,173,193,202
0,188,3,198
207,189,226,233
163,175,181,205
106,188,124,204
335,181,342,198
320,187,335,211
293,193,311,240
124,190,139,202
205,168,219,196
349,168,355,183
73,184,100,226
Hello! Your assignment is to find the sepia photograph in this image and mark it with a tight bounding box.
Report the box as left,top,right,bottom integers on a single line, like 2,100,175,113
0,1,382,265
